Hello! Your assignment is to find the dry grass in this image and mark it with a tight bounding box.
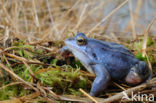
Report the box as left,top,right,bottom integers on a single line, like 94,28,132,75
0,0,155,42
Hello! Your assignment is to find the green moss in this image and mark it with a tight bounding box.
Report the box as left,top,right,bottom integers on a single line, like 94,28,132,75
36,67,90,95
130,36,155,62
135,51,147,61
0,85,31,100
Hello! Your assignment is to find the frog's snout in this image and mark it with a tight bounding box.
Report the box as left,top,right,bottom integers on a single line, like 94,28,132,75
65,37,75,46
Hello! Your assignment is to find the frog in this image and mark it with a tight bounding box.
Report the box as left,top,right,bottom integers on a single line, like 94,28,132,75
61,33,152,97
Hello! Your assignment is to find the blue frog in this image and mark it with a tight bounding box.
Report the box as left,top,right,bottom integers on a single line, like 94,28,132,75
61,33,152,96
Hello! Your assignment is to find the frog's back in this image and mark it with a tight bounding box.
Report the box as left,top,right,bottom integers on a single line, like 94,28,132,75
94,39,135,57
86,39,139,79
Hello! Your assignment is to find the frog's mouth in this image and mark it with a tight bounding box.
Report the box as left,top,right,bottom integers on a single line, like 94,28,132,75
65,42,88,56
65,40,92,61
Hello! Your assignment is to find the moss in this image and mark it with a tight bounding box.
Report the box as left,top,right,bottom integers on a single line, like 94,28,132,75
36,67,90,95
0,85,31,100
135,51,147,61
0,36,155,101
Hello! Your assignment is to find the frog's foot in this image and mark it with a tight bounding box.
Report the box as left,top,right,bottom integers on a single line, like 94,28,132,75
90,64,111,97
125,61,152,85
60,46,71,57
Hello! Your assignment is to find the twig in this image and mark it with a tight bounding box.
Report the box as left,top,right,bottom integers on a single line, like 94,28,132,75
113,82,126,91
123,0,143,34
23,60,59,100
73,3,88,30
0,82,23,90
4,52,31,62
3,26,9,47
110,33,120,43
2,3,26,40
42,86,60,100
128,0,136,39
46,0,59,36
0,92,40,103
56,94,106,103
87,0,128,34
145,53,152,72
44,97,58,103
57,95,91,103
79,88,98,103
134,0,143,24
63,0,81,18
0,62,58,102
22,61,36,79
11,62,49,67
102,81,156,103
20,92,40,102
0,63,38,92
4,52,41,64
36,82,47,97
142,17,156,57
3,54,13,71
32,0,40,27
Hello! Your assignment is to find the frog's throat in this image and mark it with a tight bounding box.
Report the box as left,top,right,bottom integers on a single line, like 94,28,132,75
65,43,91,59
66,44,95,74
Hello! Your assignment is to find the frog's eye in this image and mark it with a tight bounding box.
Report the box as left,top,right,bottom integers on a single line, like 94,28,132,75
76,36,86,45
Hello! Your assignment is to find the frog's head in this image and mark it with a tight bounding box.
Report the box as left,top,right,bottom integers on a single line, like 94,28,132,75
65,33,88,53
64,33,96,73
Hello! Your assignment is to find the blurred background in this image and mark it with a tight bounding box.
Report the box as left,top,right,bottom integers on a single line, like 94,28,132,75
0,0,156,102
0,0,155,42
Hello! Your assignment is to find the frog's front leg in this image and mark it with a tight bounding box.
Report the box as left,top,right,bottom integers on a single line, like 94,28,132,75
90,64,111,96
61,46,70,53
60,46,71,57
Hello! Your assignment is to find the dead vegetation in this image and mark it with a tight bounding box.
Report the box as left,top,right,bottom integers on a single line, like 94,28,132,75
0,0,156,103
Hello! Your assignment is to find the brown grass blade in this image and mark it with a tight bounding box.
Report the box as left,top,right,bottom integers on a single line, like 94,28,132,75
0,63,38,92
79,88,98,103
87,0,128,35
142,17,156,57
